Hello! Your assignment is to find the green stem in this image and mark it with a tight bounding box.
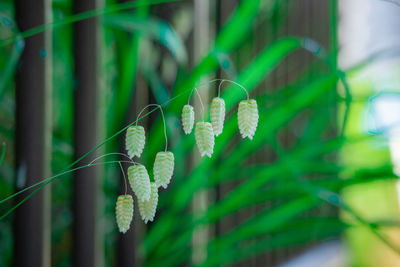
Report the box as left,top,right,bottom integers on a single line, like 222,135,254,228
0,0,181,48
217,79,249,99
0,84,190,219
0,160,132,220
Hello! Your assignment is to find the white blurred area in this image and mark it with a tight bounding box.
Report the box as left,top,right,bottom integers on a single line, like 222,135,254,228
277,241,348,267
339,0,400,71
340,0,400,93
341,0,400,199
279,0,400,266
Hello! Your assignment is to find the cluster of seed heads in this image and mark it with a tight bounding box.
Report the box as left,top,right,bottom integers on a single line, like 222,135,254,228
115,104,174,234
115,80,258,234
182,80,259,158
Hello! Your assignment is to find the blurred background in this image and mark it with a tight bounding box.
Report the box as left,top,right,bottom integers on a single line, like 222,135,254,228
1,0,400,266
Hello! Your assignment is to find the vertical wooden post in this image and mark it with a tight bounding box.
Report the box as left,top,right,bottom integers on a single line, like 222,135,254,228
72,0,99,266
14,0,52,266
191,0,210,264
213,0,237,240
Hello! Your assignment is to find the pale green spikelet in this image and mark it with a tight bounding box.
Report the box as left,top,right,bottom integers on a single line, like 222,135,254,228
125,126,146,158
153,151,175,189
138,183,158,224
181,104,195,134
128,164,151,201
210,97,225,136
115,194,134,234
238,99,259,140
195,122,215,158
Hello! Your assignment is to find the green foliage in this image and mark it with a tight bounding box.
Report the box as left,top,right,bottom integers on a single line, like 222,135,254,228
0,0,398,266
104,13,187,64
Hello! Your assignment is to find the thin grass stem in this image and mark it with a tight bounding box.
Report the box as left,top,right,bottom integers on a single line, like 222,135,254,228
136,104,168,151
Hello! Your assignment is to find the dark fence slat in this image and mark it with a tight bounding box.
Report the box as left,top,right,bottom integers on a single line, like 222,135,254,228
72,0,99,266
14,0,52,266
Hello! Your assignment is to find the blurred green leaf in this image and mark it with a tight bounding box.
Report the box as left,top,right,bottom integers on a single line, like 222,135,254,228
140,49,170,104
0,37,23,98
103,13,187,64
0,143,5,167
203,218,345,266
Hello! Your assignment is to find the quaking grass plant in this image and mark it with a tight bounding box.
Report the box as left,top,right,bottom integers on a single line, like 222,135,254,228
1,42,398,267
1,0,400,266
0,78,257,235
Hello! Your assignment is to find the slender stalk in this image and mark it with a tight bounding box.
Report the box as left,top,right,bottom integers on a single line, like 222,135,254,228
0,85,188,217
194,88,205,121
119,162,128,196
89,152,135,166
217,79,249,100
0,78,246,210
0,160,132,220
0,0,182,48
187,78,250,121
136,104,168,151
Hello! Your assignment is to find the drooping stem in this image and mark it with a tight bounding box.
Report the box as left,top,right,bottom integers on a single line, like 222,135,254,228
2,79,231,212
2,78,247,221
217,80,224,97
188,79,248,121
186,78,249,99
118,162,128,195
136,104,168,152
218,79,249,100
0,87,191,220
0,160,133,220
187,87,205,114
194,88,206,121
89,152,136,166
89,152,134,196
